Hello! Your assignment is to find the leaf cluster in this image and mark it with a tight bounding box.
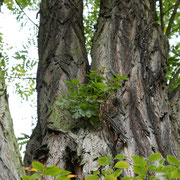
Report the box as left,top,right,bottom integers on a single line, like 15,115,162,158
17,133,30,151
167,43,180,91
22,161,76,180
83,0,100,54
56,68,127,127
86,153,180,180
156,0,180,91
23,153,180,180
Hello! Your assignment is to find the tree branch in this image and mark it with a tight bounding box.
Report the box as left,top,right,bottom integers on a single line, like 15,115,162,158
166,0,180,37
163,4,177,16
6,75,36,80
159,0,164,31
169,68,180,89
168,25,180,36
15,0,38,28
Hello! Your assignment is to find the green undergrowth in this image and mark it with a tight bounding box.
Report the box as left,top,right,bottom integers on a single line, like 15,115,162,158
22,153,180,180
56,68,127,127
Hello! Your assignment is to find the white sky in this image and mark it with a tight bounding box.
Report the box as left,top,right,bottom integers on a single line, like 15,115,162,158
0,6,38,139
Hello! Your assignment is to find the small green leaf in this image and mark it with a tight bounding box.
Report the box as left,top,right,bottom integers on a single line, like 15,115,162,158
153,165,165,173
104,174,117,180
114,161,130,168
93,170,100,175
85,110,93,118
72,112,81,119
102,169,113,175
133,165,147,175
148,165,157,172
114,154,126,160
164,165,177,172
168,169,180,178
132,156,147,166
71,78,80,85
97,155,112,166
85,175,99,180
95,82,109,91
121,177,134,180
32,161,44,172
149,153,161,163
22,176,31,180
113,169,123,177
159,158,165,165
135,175,145,180
44,166,61,176
59,170,71,176
56,176,69,180
149,176,160,180
167,155,180,166
30,173,41,180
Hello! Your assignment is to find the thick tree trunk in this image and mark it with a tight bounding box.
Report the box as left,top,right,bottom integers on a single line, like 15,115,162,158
0,80,24,179
24,0,92,175
169,86,180,155
24,0,178,179
91,0,177,158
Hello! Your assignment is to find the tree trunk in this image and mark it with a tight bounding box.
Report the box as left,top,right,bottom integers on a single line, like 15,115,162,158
91,0,177,157
24,0,178,179
169,86,180,155
0,79,24,179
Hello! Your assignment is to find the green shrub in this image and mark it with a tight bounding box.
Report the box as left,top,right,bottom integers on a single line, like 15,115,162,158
56,68,127,127
23,153,180,180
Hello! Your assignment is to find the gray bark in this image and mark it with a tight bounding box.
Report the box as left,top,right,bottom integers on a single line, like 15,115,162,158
91,0,177,158
169,86,180,155
0,81,24,179
24,0,179,179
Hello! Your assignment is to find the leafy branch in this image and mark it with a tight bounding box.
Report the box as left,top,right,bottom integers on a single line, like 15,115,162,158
159,0,164,31
23,153,180,180
15,0,38,27
165,0,180,37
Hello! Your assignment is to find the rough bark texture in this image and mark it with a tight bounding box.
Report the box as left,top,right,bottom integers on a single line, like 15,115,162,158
169,86,180,155
0,81,24,179
24,0,179,179
91,0,178,162
24,0,95,177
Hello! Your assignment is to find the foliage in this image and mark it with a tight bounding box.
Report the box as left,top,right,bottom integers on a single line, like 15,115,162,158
23,153,180,180
22,161,76,180
17,133,30,151
56,68,127,127
156,0,180,91
0,0,39,100
83,0,100,54
167,43,180,91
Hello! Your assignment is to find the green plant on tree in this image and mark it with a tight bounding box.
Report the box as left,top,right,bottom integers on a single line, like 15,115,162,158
56,68,127,127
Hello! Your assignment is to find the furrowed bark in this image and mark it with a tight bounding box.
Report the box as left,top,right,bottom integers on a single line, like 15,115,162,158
24,0,179,179
24,0,99,178
169,86,180,155
91,0,177,166
0,80,24,179
25,1,115,178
